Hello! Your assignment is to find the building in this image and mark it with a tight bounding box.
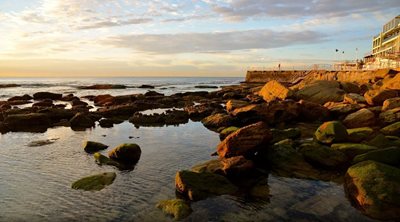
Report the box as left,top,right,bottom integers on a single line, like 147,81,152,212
372,15,400,58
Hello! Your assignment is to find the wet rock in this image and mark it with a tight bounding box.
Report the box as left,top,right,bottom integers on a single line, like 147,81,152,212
295,80,345,104
27,138,59,147
249,177,270,199
324,102,363,117
93,94,113,105
219,126,240,140
175,170,238,201
217,121,271,158
347,127,374,143
343,108,376,128
201,113,234,130
108,143,141,165
380,121,400,136
60,94,79,101
71,99,88,107
343,93,366,104
33,92,62,100
83,141,108,153
299,142,348,168
222,156,255,177
145,91,164,97
379,107,400,125
32,99,53,107
364,89,398,105
129,112,165,126
230,104,262,125
382,97,400,111
340,82,360,94
0,84,20,88
259,80,293,102
345,161,400,220
138,84,155,89
98,104,139,117
226,100,249,112
366,133,400,148
270,128,301,144
185,103,223,121
94,153,122,168
8,100,32,105
297,100,330,122
70,112,95,129
314,121,348,144
71,172,116,191
331,143,378,159
156,199,192,221
80,84,126,89
352,147,400,166
191,159,224,174
8,94,32,101
164,110,189,125
195,85,218,89
257,100,300,125
2,113,51,132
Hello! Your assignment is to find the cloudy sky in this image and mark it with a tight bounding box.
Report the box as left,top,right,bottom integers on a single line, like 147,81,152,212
0,0,399,77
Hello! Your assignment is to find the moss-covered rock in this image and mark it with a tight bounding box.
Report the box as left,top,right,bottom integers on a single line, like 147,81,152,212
71,172,116,191
380,121,400,136
343,108,376,129
219,126,240,140
299,142,348,168
314,121,348,144
175,170,238,201
108,143,141,165
156,199,192,221
191,159,223,174
345,161,400,220
94,152,122,168
270,128,301,144
352,147,400,167
366,133,400,148
347,127,374,143
83,141,108,153
331,143,378,159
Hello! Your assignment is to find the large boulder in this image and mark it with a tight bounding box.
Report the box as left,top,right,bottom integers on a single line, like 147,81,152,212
295,80,345,104
299,142,348,168
382,97,400,111
379,107,400,125
364,89,398,106
343,108,376,128
156,199,192,221
83,141,108,153
314,121,348,144
201,113,234,130
324,102,363,116
2,113,51,132
226,100,249,113
108,143,142,165
331,143,378,159
345,161,400,220
217,121,272,158
221,156,255,177
352,147,400,166
343,93,366,104
259,80,293,102
71,172,116,191
191,159,223,174
257,100,300,124
33,92,62,100
380,121,400,136
70,112,95,128
297,100,330,121
175,170,238,201
270,128,301,144
347,127,374,143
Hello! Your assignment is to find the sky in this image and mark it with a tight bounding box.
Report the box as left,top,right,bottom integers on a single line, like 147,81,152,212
0,0,399,77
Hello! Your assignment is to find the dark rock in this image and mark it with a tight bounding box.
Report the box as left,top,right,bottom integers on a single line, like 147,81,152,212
2,113,51,132
364,89,398,106
108,143,141,165
343,108,376,128
99,118,114,128
352,147,400,167
138,84,155,89
314,121,348,144
70,112,95,129
299,142,348,168
79,84,126,89
145,91,164,97
33,92,62,100
298,100,330,122
201,113,234,130
8,94,32,101
71,172,116,191
331,143,378,159
83,141,108,153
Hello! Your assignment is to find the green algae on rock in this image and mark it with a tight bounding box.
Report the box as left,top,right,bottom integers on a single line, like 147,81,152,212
315,121,348,144
346,127,374,143
299,142,348,168
71,172,116,191
352,147,400,167
331,143,378,159
83,141,108,153
380,121,400,136
108,143,141,165
156,199,192,221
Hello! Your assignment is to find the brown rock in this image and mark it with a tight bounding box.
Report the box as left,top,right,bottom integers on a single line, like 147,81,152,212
217,121,271,158
298,100,330,121
295,80,345,104
343,93,366,104
33,92,62,100
364,89,398,106
222,156,255,177
226,100,249,112
382,97,400,112
343,108,376,128
259,80,293,102
379,107,400,125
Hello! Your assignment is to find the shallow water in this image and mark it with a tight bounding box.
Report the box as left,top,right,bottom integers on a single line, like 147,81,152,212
0,120,378,222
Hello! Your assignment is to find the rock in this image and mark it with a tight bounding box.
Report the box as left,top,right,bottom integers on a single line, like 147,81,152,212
71,172,116,191
379,107,400,125
99,118,114,128
108,143,141,165
83,141,108,153
345,161,400,220
366,133,400,148
201,113,234,130
0,84,20,88
226,100,249,113
80,84,126,89
381,72,400,89
380,122,400,136
249,177,270,199
164,110,189,125
340,82,360,94
94,153,122,168
257,100,300,124
324,102,363,116
343,108,376,128
347,127,374,143
382,97,400,111
175,170,238,201
343,93,366,104
32,99,53,107
191,159,224,174
295,80,345,104
259,80,293,102
217,121,272,158
33,92,62,100
314,121,348,144
299,142,348,168
270,128,301,144
156,199,192,221
70,112,95,129
93,94,114,105
221,156,255,177
138,84,155,89
8,94,32,101
185,103,223,121
331,143,378,159
364,89,398,105
71,99,88,107
98,104,139,118
145,91,164,97
297,100,330,121
2,113,51,132
219,126,240,140
195,85,218,89
352,147,400,166
27,138,59,147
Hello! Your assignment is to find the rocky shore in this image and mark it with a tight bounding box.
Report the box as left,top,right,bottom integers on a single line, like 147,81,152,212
1,69,400,221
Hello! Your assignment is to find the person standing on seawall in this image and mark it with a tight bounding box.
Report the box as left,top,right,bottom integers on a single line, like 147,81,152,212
278,63,281,71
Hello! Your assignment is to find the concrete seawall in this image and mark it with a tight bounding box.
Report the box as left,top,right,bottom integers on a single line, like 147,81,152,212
246,69,400,84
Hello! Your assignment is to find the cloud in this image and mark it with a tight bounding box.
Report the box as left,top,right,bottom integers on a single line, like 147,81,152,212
209,0,400,21
103,29,326,54
77,18,153,29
